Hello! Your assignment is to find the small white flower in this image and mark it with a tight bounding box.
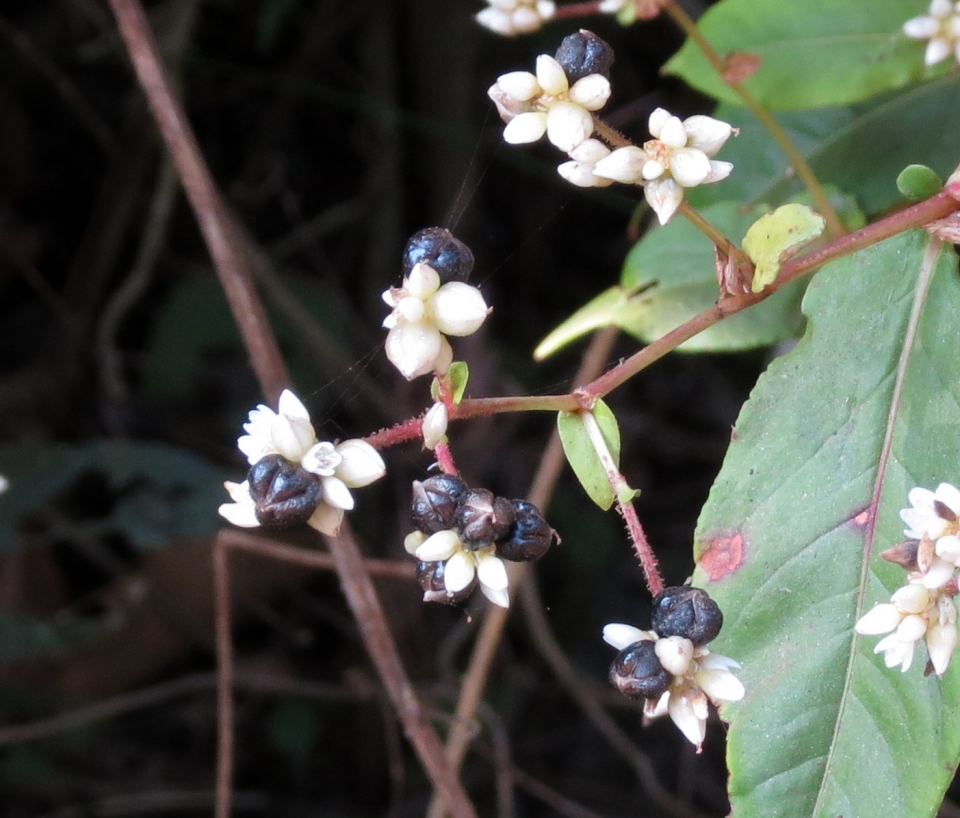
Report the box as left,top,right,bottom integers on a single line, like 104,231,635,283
422,402,449,450
900,482,960,540
903,0,960,66
603,622,744,751
408,528,510,607
476,0,555,37
220,391,386,535
593,107,735,225
855,579,958,676
489,54,611,153
382,263,488,380
557,138,615,188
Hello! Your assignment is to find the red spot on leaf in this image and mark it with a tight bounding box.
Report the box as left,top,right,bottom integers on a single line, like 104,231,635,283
852,509,869,529
699,532,745,581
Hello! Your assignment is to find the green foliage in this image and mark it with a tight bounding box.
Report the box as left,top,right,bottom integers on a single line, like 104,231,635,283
692,79,960,217
557,400,621,510
742,203,825,292
665,0,934,110
693,233,960,817
432,362,469,404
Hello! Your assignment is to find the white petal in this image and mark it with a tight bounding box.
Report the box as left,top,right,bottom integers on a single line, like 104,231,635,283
477,553,509,591
647,107,671,138
429,282,489,336
404,530,427,555
307,502,344,536
278,389,311,422
937,534,960,563
655,635,694,676
644,177,684,225
503,111,548,144
669,147,711,187
568,138,610,163
322,475,355,511
927,622,958,676
407,263,441,299
218,501,261,527
385,321,443,380
658,115,688,149
272,415,317,462
558,160,609,188
592,146,648,184
922,556,956,588
224,480,253,504
545,102,593,152
422,403,449,450
334,439,386,487
495,71,541,102
416,529,462,562
434,336,454,376
697,651,741,671
682,115,733,156
696,667,745,702
300,441,342,477
535,54,569,96
704,160,734,184
481,584,510,608
536,0,556,20
237,433,268,464
855,603,901,635
935,482,960,516
891,583,930,614
903,15,940,38
568,75,611,111
642,158,665,180
510,7,542,33
397,296,425,323
476,7,515,35
925,37,952,65
444,551,477,592
602,622,648,650
896,613,928,643
668,690,708,749
931,0,953,17
877,636,915,671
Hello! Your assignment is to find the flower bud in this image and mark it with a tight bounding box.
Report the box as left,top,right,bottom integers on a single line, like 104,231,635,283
417,560,476,605
402,227,475,283
609,640,673,700
651,586,723,646
456,488,516,547
247,454,322,527
411,474,468,533
554,30,615,82
495,499,555,561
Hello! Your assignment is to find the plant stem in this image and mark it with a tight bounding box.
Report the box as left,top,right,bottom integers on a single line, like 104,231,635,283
660,0,846,239
580,410,663,595
678,201,733,248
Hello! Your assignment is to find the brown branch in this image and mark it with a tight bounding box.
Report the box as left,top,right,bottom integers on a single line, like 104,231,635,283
105,0,289,403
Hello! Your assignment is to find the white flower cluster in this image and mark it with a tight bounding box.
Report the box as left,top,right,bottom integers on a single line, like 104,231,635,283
476,0,556,36
488,55,612,153
603,622,744,750
382,262,489,380
904,0,960,66
590,108,734,224
855,483,960,676
405,528,510,608
219,389,386,535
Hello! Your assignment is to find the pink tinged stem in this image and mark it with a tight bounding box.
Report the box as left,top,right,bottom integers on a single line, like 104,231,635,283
434,442,459,476
579,410,664,596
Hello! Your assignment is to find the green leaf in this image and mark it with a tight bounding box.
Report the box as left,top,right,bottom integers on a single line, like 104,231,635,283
742,204,825,292
693,232,960,817
692,78,960,217
897,164,944,201
535,287,638,360
447,362,469,403
557,400,621,511
664,0,934,110
619,201,807,351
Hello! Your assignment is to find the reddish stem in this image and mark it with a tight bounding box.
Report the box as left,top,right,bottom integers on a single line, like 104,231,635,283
434,442,459,476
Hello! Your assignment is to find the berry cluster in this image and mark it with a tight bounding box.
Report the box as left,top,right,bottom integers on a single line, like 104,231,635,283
604,586,743,750
404,474,555,607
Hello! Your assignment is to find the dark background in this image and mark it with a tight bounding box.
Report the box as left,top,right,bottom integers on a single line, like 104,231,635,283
0,0,766,815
